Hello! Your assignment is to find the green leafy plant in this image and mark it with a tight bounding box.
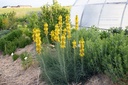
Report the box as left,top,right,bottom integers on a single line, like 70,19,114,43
12,54,19,61
20,52,34,70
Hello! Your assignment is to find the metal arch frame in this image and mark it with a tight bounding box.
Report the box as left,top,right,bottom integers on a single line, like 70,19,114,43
97,0,107,27
79,0,90,26
120,0,128,27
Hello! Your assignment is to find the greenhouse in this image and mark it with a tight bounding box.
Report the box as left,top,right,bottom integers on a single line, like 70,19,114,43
70,0,128,29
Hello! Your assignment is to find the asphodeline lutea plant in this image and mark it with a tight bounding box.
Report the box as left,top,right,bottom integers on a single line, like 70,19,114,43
72,40,77,49
32,28,42,54
60,34,66,48
79,38,85,57
54,24,60,42
44,23,48,36
75,15,79,30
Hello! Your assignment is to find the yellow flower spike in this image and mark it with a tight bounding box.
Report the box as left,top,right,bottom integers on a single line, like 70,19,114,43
44,23,48,36
60,34,66,48
55,24,59,30
54,24,60,42
75,15,79,30
66,15,70,23
72,40,77,49
50,30,55,41
79,38,85,57
32,28,42,54
63,28,67,35
58,15,62,22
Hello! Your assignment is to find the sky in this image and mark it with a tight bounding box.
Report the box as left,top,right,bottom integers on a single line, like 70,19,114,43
0,0,76,8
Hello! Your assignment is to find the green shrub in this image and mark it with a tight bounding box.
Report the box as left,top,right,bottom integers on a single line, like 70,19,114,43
20,52,33,70
0,11,16,30
0,28,32,55
12,54,19,61
3,41,17,55
39,3,70,43
0,30,10,38
4,29,22,41
17,36,32,48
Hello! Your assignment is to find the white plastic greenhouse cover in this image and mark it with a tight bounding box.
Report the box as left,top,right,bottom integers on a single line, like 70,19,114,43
70,0,128,29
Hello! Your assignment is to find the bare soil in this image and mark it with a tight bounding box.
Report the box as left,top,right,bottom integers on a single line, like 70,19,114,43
0,44,115,85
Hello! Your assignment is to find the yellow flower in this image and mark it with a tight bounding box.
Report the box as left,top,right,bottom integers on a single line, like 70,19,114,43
75,15,79,30
66,23,71,39
60,34,66,48
79,38,85,57
44,23,48,36
54,24,60,42
50,30,55,41
72,40,77,49
58,15,62,22
32,28,42,54
66,15,70,23
63,28,67,36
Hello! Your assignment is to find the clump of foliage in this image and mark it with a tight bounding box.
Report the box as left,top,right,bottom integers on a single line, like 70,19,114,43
0,28,32,55
0,11,16,30
20,52,34,70
12,54,19,61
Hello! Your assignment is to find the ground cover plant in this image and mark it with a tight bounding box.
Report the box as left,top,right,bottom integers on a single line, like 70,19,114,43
0,28,32,55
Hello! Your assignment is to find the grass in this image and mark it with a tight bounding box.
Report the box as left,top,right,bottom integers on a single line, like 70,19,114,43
0,7,41,17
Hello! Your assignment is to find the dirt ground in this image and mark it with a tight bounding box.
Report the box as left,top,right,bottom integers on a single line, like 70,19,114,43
0,44,115,85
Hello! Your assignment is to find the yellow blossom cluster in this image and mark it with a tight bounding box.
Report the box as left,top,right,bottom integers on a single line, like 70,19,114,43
44,23,48,36
54,24,60,42
32,28,42,54
60,34,66,48
58,15,62,29
72,40,77,49
63,28,67,36
75,15,78,30
50,30,55,41
66,15,71,39
79,38,85,57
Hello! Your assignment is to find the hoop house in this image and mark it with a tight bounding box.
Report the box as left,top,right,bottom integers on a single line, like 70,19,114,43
70,0,128,29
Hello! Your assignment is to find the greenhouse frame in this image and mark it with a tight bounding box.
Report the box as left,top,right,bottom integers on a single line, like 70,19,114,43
70,0,128,29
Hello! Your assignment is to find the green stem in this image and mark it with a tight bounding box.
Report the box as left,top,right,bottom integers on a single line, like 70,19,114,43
39,54,53,85
73,49,77,82
62,48,68,84
81,57,84,73
56,42,63,73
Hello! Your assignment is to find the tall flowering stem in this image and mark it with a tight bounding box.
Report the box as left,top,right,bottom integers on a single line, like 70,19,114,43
44,23,48,36
79,38,85,57
63,28,67,36
54,24,60,42
44,23,49,44
60,34,66,48
72,40,77,80
66,23,71,39
75,15,79,30
32,28,42,54
79,38,85,73
66,15,71,39
50,30,55,42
